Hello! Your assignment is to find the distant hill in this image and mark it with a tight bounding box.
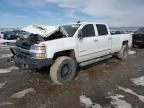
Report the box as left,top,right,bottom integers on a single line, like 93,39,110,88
0,27,141,33
110,27,139,32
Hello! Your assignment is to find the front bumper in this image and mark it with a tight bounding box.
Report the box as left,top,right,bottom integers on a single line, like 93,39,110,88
10,47,53,69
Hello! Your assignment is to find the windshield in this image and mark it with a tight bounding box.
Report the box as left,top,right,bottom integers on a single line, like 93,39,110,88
61,24,81,37
136,27,144,33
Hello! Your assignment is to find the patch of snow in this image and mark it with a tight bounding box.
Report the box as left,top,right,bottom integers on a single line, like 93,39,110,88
0,54,12,59
0,45,15,49
8,66,19,70
11,88,36,99
0,38,16,44
0,102,12,106
128,50,136,55
118,86,144,102
137,69,142,72
0,44,7,47
108,94,132,108
0,48,10,51
0,82,6,88
0,69,11,73
0,46,9,49
0,66,18,74
80,95,93,107
80,95,102,108
131,76,144,87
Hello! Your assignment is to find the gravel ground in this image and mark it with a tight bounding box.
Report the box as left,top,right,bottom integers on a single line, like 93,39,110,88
0,45,144,108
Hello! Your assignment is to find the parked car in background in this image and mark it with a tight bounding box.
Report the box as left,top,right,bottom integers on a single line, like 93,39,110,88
0,31,4,38
3,31,17,40
17,31,30,39
110,30,125,35
132,27,144,47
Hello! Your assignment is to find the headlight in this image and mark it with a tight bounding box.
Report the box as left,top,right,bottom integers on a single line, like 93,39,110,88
31,45,46,50
30,45,46,59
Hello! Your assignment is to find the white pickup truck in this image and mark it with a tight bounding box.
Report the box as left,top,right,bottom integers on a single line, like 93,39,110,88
10,22,132,85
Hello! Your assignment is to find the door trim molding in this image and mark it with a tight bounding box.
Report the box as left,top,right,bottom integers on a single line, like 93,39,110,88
79,49,111,57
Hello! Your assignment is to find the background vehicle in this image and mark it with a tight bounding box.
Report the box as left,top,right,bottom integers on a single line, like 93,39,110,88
10,22,132,85
0,31,4,38
17,31,30,39
3,31,17,40
132,27,144,47
110,30,126,35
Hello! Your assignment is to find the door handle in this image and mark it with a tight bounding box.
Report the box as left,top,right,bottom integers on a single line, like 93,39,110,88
108,37,112,40
94,39,98,42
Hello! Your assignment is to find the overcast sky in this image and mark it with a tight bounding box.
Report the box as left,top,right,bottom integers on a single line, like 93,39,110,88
0,0,144,27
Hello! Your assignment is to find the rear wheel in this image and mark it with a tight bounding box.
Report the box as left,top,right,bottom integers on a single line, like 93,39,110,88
116,44,129,61
50,56,76,85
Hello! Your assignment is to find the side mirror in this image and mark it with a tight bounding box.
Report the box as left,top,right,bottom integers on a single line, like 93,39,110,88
78,29,83,39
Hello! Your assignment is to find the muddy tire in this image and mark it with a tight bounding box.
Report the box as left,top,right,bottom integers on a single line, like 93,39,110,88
50,56,76,85
117,45,129,61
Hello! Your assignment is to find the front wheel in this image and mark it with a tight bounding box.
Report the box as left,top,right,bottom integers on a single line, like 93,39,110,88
50,56,77,85
116,45,129,61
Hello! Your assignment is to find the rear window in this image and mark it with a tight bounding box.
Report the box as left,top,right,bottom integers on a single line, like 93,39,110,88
96,24,108,36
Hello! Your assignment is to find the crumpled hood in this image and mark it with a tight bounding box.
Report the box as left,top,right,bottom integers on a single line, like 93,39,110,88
22,25,58,37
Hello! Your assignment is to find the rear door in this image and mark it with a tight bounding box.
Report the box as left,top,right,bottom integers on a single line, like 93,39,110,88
94,24,112,56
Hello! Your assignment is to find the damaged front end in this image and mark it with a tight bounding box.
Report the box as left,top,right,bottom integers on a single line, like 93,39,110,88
9,25,57,70
10,43,53,70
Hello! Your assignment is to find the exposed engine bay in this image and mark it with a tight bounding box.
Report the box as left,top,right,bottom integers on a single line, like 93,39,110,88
16,27,67,49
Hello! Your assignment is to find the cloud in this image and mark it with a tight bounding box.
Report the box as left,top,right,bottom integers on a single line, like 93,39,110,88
3,0,144,26
0,14,29,19
38,10,52,17
45,0,144,26
5,0,47,9
46,0,85,9
0,13,31,27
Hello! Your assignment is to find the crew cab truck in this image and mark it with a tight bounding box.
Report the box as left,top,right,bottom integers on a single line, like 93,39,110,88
10,22,132,85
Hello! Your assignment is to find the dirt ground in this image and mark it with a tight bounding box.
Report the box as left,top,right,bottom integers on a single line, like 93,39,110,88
0,45,144,108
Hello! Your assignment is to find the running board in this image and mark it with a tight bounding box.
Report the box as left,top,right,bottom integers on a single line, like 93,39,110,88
79,55,112,67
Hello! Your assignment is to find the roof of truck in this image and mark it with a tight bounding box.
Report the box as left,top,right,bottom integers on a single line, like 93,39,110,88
66,22,107,25
22,22,108,37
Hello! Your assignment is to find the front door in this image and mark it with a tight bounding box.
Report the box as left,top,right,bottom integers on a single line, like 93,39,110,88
77,24,97,62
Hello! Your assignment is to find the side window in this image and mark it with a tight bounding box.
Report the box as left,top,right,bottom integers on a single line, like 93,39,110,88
82,24,95,37
96,24,108,36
